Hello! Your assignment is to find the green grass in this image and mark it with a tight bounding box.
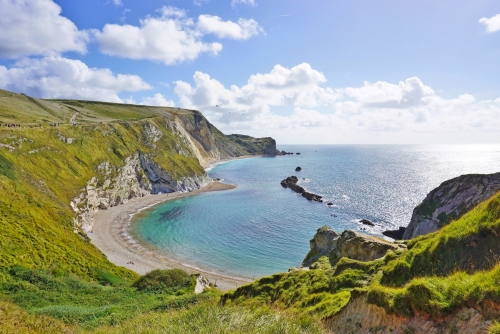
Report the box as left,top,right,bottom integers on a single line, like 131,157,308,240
93,303,323,334
0,266,323,333
368,264,500,317
0,117,210,280
0,266,212,329
380,192,500,287
223,256,384,318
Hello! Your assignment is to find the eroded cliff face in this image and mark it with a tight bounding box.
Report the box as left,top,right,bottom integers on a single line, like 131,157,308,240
403,172,500,239
70,112,274,232
71,152,212,232
324,292,497,334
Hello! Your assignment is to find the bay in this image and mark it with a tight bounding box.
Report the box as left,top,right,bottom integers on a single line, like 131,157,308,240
131,144,500,279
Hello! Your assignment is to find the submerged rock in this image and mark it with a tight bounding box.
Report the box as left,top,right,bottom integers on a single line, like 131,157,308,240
403,172,500,239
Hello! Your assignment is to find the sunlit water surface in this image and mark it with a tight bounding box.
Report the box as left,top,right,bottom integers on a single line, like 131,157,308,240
131,145,500,279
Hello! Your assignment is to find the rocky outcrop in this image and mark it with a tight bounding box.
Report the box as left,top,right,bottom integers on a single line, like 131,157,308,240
302,227,405,267
329,230,406,264
281,176,323,202
295,166,302,171
302,226,339,267
138,153,211,194
194,274,211,294
226,134,277,157
71,152,211,232
382,226,406,240
403,172,500,239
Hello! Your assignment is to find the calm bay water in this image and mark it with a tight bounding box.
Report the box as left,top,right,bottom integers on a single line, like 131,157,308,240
132,145,500,279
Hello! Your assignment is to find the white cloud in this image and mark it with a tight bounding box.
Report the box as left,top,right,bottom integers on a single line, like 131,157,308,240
231,0,256,7
0,56,151,103
197,15,264,40
479,14,500,33
112,0,122,6
194,0,209,6
95,6,263,65
341,77,435,109
173,63,500,144
140,93,175,107
0,0,89,58
174,63,338,127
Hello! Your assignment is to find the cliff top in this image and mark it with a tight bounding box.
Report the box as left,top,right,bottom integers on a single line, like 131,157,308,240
0,88,200,125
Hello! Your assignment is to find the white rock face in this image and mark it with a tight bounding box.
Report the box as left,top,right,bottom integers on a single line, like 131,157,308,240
195,274,211,294
139,152,211,194
403,172,500,239
71,150,212,232
71,153,152,232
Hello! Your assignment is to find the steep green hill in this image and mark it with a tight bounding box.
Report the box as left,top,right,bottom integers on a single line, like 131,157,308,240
0,89,277,280
2,88,500,333
225,188,500,333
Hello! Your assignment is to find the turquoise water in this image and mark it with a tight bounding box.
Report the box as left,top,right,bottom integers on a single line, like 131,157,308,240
132,145,500,279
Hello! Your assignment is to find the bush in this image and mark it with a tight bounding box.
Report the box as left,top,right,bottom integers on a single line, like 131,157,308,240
133,269,193,294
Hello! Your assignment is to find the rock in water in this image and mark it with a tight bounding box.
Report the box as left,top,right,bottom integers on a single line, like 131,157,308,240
403,172,500,239
280,176,323,202
295,166,302,171
327,202,333,206
382,227,406,240
359,219,375,226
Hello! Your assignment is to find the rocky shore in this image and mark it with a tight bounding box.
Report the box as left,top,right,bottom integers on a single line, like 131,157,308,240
280,176,323,202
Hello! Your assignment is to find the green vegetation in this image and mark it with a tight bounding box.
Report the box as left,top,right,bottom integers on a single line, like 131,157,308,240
227,134,276,155
0,117,205,281
132,269,194,294
0,265,322,333
224,256,384,318
3,88,500,331
225,192,500,327
381,192,500,287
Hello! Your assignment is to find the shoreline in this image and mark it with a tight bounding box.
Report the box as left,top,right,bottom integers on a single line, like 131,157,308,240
90,158,260,291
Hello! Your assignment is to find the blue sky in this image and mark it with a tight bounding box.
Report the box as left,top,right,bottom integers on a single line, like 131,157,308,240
0,0,500,144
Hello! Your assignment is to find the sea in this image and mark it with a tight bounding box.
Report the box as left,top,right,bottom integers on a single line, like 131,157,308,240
131,145,500,280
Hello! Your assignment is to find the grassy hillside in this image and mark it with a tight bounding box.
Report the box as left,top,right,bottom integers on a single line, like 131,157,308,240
2,88,500,332
0,89,177,125
225,191,500,331
0,118,208,281
0,89,311,333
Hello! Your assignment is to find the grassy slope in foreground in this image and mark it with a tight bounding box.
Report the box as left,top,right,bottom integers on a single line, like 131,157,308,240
225,191,500,330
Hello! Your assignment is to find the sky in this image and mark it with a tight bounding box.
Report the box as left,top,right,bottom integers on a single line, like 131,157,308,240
0,0,500,144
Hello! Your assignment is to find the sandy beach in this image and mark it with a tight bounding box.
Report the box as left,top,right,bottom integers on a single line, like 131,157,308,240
90,181,253,291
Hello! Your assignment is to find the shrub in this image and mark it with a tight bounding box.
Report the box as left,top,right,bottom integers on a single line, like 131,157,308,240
133,269,193,294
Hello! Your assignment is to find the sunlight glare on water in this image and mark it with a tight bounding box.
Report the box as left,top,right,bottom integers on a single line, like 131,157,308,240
131,145,500,279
